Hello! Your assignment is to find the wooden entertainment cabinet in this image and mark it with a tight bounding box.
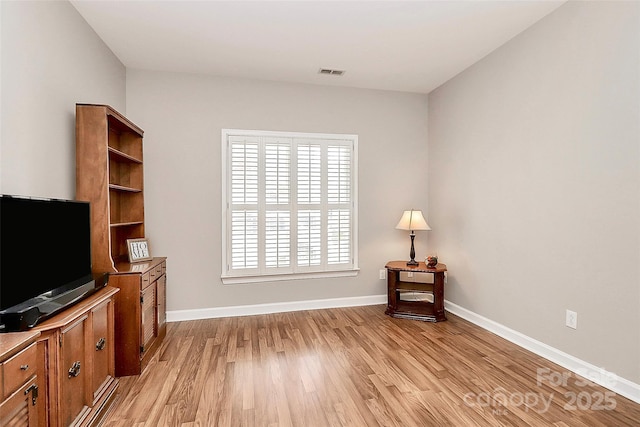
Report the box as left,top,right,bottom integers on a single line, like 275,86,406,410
0,287,119,427
76,104,167,376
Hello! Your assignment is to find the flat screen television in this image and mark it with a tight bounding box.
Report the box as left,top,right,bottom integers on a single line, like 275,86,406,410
0,195,107,331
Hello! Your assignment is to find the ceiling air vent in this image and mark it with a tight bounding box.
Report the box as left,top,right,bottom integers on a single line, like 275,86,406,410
318,68,345,76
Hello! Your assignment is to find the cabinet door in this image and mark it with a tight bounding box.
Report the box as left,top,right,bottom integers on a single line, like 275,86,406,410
140,284,156,356
112,274,143,377
0,377,39,427
91,300,114,404
60,316,90,426
157,274,166,328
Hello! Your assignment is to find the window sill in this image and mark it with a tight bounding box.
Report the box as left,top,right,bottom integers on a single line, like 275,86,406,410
221,268,360,285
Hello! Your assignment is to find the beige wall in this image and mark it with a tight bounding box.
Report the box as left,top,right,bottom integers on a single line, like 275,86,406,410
1,0,125,199
428,1,640,383
126,69,429,312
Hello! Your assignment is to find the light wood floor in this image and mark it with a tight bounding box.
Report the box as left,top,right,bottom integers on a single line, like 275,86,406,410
103,305,640,426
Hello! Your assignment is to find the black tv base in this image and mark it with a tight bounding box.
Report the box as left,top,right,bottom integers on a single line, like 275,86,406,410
0,273,108,332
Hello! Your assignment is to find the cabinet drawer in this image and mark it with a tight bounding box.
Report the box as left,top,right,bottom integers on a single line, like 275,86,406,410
142,272,151,289
148,261,163,283
2,343,37,397
149,267,157,281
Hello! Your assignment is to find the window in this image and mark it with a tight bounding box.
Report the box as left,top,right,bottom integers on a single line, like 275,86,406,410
222,129,358,283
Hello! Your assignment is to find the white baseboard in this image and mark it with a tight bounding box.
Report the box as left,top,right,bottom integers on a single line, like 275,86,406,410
167,294,387,323
167,295,639,404
444,300,640,404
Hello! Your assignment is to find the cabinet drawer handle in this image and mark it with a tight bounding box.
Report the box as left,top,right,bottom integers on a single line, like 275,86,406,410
20,364,29,371
68,361,81,378
96,337,106,351
25,384,38,406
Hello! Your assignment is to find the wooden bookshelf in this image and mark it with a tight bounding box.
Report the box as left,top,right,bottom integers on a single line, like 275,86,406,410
76,104,145,271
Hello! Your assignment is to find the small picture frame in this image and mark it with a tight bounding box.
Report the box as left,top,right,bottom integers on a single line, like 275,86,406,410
127,238,152,263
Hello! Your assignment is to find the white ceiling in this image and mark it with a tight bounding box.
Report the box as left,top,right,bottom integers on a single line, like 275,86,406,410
71,1,565,94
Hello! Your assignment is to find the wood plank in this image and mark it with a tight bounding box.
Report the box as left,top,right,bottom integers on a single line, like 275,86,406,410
103,306,640,426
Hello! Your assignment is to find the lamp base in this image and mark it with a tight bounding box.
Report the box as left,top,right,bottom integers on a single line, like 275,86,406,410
407,232,419,266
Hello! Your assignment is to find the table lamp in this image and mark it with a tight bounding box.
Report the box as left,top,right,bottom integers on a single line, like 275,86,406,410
396,209,430,266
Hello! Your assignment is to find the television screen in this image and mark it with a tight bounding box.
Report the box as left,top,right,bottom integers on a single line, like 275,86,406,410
0,196,93,312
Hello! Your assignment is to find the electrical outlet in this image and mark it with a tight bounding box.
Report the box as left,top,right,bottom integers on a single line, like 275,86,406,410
566,310,577,329
379,269,386,280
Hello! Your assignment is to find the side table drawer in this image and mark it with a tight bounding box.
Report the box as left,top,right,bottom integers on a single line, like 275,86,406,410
2,342,37,397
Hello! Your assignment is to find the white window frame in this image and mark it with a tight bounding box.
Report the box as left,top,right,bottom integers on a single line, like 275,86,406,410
221,129,359,284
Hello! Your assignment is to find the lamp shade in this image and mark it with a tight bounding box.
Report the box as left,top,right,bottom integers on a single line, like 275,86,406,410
395,209,431,231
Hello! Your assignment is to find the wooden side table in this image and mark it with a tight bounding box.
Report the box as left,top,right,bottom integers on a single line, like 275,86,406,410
385,261,447,322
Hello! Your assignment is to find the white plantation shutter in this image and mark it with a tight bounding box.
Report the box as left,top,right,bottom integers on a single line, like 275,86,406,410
327,209,350,264
327,145,351,265
327,145,351,204
297,210,322,266
230,137,259,271
296,142,322,267
265,141,290,205
264,140,291,269
297,143,321,205
231,210,258,269
231,139,258,204
265,210,290,268
222,130,358,283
